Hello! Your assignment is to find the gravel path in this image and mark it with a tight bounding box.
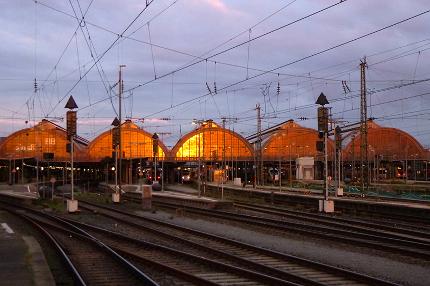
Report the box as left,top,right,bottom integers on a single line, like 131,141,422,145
134,209,430,286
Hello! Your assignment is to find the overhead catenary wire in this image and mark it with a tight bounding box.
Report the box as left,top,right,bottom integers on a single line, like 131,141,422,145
68,0,118,116
29,0,425,100
11,0,334,120
72,1,350,114
5,0,428,145
140,8,430,119
45,0,156,116
123,1,348,95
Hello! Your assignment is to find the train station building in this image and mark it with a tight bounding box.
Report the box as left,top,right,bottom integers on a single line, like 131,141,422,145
0,118,428,185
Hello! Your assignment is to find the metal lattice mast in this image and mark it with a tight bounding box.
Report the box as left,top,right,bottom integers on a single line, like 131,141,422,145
360,58,368,193
222,118,226,199
256,104,262,186
118,64,126,192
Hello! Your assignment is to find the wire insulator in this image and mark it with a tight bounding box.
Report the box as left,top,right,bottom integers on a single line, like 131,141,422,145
214,82,217,94
277,82,280,95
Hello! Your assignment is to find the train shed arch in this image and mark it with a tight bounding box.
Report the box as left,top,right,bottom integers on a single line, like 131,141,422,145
0,119,88,161
343,120,426,161
86,120,168,162
262,120,334,161
171,120,254,162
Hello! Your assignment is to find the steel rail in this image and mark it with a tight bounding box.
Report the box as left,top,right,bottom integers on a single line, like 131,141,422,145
76,197,398,286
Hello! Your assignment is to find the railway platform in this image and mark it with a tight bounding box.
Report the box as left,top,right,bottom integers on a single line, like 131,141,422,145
153,189,233,209
116,183,234,209
0,209,55,286
204,181,430,218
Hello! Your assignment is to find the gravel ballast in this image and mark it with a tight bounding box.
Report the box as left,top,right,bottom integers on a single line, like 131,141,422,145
134,209,430,286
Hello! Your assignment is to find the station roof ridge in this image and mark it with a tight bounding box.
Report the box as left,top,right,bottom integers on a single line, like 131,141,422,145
40,119,89,145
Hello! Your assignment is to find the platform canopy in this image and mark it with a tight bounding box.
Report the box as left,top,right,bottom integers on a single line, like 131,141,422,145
86,120,167,162
0,119,88,161
262,120,334,161
171,120,254,162
343,120,427,161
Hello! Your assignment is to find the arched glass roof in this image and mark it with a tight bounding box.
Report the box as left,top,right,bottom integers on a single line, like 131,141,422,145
262,120,334,160
343,121,427,160
172,120,253,161
0,119,87,161
86,120,167,162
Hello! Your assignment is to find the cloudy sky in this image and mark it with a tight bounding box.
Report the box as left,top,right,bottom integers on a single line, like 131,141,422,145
0,0,429,148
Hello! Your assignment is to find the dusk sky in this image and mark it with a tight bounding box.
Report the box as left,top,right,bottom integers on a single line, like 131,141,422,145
1,0,429,148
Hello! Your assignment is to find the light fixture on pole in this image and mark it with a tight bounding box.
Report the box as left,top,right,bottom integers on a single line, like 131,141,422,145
111,117,120,203
65,95,78,213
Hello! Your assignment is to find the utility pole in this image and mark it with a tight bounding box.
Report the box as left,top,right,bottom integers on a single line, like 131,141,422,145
360,57,368,194
222,118,226,200
324,132,328,200
335,126,343,196
118,65,126,195
255,104,262,186
351,135,355,181
198,131,201,197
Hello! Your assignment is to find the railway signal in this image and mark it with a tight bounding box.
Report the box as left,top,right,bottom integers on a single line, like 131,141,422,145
316,92,334,213
111,117,120,203
65,95,78,213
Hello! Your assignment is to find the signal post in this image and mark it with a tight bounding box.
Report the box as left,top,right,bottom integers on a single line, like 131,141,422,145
111,117,120,203
316,93,334,213
65,96,78,213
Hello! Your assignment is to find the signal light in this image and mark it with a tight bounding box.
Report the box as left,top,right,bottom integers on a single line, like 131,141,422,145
316,141,324,152
66,111,77,139
152,133,159,155
317,107,328,133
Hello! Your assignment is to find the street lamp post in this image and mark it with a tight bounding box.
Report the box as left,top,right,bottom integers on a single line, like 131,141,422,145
278,148,282,192
192,119,206,196
425,161,428,181
288,145,292,189
198,132,201,197
152,133,159,187
65,95,78,213
16,166,20,184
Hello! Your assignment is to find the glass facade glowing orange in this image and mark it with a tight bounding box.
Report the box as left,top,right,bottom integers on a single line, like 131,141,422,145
262,121,334,160
172,121,253,161
86,120,166,162
343,121,426,160
0,119,427,165
0,120,87,161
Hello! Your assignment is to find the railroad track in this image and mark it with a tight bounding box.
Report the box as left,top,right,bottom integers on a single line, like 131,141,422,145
0,199,300,285
271,196,430,225
0,203,156,286
60,216,294,286
122,194,430,260
74,197,398,286
232,202,430,240
202,184,430,224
